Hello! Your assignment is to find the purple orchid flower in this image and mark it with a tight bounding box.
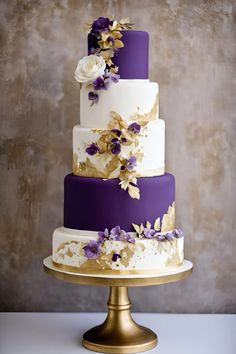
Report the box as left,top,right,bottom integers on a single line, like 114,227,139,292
110,225,127,241
110,138,121,155
112,253,121,262
143,228,156,239
111,129,122,137
86,143,100,156
128,122,141,134
124,233,136,244
83,240,102,259
91,17,112,35
165,232,174,241
88,91,99,103
126,156,137,170
93,76,109,91
156,234,166,241
173,229,183,238
97,228,109,243
106,71,120,83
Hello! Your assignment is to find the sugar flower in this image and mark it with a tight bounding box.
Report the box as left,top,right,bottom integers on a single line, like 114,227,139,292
112,253,121,262
110,225,127,241
110,138,121,155
128,122,141,134
93,76,109,91
126,156,137,170
143,228,156,239
75,55,106,83
97,228,109,243
83,240,102,259
86,143,100,156
88,91,99,104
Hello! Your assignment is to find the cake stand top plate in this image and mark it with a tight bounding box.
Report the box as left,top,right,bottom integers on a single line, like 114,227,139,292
43,256,193,287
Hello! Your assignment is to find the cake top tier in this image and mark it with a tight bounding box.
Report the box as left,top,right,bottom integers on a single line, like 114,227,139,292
88,30,149,79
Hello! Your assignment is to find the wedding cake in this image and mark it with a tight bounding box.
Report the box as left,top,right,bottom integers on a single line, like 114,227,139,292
52,17,184,274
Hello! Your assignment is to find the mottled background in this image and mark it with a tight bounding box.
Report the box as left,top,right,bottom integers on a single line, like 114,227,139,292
0,0,235,313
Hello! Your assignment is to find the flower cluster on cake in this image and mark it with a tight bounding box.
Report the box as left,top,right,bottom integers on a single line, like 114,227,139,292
52,17,184,274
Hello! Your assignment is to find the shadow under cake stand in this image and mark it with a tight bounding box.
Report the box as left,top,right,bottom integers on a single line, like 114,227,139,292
43,256,193,354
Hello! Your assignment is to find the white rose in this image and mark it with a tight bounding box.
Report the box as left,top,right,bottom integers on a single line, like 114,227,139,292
75,54,106,83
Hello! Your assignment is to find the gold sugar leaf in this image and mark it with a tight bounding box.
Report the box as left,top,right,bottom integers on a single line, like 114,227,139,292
154,217,161,231
146,220,151,229
128,184,140,199
161,202,176,232
132,223,141,234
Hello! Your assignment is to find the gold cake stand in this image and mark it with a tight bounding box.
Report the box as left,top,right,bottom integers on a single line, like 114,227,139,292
43,256,193,354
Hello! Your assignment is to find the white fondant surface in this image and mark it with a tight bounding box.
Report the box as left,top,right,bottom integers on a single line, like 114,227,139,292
52,227,184,272
73,120,165,177
80,79,159,129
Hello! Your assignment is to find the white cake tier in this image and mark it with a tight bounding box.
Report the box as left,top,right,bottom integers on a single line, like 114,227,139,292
73,120,165,178
53,227,184,274
80,79,159,129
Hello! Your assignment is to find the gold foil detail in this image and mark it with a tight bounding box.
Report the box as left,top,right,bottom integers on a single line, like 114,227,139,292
120,244,135,267
129,92,159,123
161,202,175,232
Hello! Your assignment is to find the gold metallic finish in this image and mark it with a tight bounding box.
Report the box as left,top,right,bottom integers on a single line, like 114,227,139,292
43,256,193,353
83,287,157,353
52,260,183,275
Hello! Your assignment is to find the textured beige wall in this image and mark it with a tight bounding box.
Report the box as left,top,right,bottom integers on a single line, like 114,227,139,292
0,0,235,313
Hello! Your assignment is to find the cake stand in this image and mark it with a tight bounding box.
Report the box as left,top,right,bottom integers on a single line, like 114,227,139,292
43,256,193,354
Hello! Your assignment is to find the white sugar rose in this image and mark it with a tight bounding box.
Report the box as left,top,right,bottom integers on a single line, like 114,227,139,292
75,54,106,83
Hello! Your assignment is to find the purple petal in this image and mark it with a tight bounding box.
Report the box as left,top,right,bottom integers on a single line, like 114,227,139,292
112,253,121,262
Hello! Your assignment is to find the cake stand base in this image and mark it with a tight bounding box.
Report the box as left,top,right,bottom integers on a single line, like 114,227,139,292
82,286,157,354
43,257,193,353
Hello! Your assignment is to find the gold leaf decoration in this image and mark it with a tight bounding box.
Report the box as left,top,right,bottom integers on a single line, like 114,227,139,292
104,155,120,177
132,223,141,234
146,220,151,229
73,154,107,178
161,201,176,232
154,217,161,231
129,92,159,123
128,184,140,199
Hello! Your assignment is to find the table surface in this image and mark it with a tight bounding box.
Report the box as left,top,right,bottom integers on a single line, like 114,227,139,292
0,313,235,354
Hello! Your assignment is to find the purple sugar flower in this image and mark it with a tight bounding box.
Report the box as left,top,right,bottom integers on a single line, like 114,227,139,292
124,233,136,244
128,122,141,134
93,76,109,91
86,143,99,156
165,232,174,241
173,229,183,238
120,165,126,171
107,72,120,83
91,17,111,34
110,138,121,155
111,129,122,137
110,225,127,241
143,228,156,239
156,234,166,241
121,137,127,143
107,36,115,44
83,240,102,259
97,228,109,243
126,156,137,170
88,91,99,103
112,253,121,262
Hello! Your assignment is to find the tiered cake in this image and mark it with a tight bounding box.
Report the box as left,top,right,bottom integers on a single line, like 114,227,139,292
52,17,184,274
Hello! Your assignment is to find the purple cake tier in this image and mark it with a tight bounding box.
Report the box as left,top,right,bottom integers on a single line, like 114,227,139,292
88,30,149,79
64,174,175,232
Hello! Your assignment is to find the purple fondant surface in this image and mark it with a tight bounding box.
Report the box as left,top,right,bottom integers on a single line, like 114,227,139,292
64,174,175,232
88,30,149,79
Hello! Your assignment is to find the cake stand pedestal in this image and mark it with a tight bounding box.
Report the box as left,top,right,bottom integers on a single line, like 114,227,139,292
43,257,193,354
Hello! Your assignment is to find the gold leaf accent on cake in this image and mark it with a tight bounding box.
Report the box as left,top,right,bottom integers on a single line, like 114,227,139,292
129,92,159,123
161,201,176,232
120,244,135,267
73,153,107,178
154,217,161,231
104,155,120,177
127,184,140,199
